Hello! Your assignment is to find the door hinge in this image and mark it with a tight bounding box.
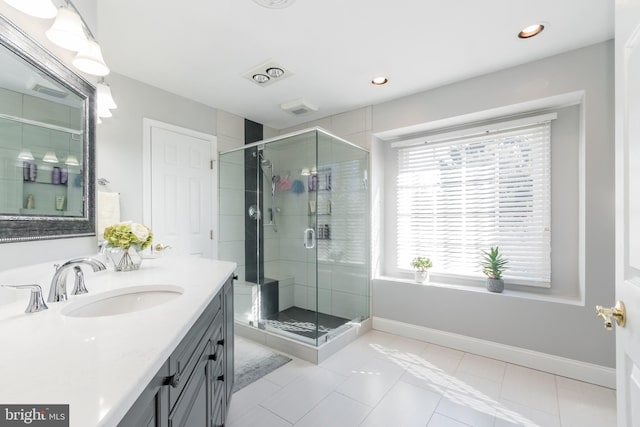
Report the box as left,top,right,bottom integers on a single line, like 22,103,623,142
210,159,214,170
210,230,214,240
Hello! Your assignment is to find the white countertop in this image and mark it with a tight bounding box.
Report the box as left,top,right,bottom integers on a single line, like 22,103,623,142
0,255,236,427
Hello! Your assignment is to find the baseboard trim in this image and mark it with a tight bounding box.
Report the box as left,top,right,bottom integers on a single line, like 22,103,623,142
372,316,616,389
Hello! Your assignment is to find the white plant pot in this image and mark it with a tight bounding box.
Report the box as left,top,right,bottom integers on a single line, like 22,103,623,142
415,270,429,283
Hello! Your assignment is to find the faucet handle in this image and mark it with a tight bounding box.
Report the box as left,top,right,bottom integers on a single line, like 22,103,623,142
2,284,48,313
71,266,88,295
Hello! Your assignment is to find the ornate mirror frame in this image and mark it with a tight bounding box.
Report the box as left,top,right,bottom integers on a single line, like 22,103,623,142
0,14,96,242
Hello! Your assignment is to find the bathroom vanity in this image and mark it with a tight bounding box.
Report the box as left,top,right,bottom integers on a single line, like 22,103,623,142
118,270,235,427
0,256,236,427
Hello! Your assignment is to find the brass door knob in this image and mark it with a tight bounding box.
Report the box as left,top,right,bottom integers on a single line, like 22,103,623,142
595,301,626,330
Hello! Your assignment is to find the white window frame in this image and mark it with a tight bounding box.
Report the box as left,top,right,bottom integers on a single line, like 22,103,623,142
389,113,556,288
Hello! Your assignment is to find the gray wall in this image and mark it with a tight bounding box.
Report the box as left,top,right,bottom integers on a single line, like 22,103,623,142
280,41,614,368
0,7,221,270
96,72,217,221
0,5,615,368
371,41,615,368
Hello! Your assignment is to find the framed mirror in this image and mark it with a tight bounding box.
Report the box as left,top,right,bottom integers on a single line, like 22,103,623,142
0,14,96,242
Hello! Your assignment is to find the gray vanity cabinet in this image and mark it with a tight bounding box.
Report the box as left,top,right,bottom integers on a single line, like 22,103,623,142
119,275,235,427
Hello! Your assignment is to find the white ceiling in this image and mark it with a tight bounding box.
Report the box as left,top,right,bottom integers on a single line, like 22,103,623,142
96,0,613,130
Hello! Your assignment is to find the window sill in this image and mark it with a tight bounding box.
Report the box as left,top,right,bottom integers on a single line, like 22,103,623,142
373,276,584,307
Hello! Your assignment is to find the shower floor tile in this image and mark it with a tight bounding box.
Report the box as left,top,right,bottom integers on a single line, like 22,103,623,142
263,306,350,340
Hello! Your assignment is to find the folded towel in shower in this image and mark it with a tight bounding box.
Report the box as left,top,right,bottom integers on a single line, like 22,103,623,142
291,179,305,194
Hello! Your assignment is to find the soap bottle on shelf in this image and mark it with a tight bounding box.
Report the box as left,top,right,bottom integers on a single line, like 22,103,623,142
25,194,34,209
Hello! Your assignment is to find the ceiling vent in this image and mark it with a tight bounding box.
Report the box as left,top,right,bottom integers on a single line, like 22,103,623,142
243,60,292,87
32,83,68,99
280,98,318,115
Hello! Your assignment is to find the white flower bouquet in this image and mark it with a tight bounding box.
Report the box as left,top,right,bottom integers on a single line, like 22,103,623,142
103,221,153,251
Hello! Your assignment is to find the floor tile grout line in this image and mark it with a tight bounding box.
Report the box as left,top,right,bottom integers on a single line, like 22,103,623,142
554,373,566,427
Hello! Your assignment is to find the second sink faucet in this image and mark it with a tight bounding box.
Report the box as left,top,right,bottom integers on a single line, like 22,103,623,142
47,257,106,303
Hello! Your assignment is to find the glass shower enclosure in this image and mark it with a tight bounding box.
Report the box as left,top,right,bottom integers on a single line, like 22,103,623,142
218,128,370,347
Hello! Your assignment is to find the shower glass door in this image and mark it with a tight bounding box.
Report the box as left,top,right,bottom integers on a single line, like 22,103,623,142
220,128,370,348
260,132,320,344
315,131,370,341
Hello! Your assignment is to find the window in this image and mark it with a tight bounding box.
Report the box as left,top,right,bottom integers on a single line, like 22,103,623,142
394,116,553,287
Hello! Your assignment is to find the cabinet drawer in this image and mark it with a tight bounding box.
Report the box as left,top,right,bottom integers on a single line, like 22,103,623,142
210,345,225,401
168,350,208,427
169,293,222,410
210,389,225,427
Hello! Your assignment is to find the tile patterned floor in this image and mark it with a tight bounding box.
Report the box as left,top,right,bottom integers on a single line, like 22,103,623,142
227,330,617,427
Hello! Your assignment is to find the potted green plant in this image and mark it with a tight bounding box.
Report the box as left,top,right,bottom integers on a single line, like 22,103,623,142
481,246,508,293
410,256,433,283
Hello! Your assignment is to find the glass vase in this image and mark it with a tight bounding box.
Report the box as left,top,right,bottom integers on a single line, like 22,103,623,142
108,246,142,271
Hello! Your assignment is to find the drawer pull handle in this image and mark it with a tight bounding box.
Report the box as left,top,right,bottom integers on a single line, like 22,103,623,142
216,339,224,346
232,274,238,281
208,353,217,361
216,375,224,382
165,371,181,388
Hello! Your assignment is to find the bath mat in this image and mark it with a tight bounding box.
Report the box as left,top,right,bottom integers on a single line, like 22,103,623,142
233,336,292,392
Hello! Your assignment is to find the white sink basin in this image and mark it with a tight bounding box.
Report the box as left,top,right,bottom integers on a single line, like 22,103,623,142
62,285,184,318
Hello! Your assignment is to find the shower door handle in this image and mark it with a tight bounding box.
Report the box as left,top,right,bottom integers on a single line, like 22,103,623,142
303,228,316,249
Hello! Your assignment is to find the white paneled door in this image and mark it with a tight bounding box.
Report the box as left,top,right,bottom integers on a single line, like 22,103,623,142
616,0,640,425
143,119,217,258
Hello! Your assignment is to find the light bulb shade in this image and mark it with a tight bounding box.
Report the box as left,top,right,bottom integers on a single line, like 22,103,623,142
97,105,112,118
46,6,89,51
73,40,110,76
300,168,310,176
43,151,59,163
65,154,80,166
97,83,117,109
17,148,34,160
4,0,57,19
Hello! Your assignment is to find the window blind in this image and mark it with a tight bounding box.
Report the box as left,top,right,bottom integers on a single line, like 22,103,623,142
396,121,552,286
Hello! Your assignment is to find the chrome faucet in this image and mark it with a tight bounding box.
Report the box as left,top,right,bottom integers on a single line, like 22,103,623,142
47,257,106,303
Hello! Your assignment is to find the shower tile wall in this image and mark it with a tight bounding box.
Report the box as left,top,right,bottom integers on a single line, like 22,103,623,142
219,149,252,317
244,119,263,283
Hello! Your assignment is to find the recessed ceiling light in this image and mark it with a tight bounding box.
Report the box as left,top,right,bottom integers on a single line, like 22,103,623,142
252,74,270,84
371,76,388,85
518,23,545,39
266,67,285,78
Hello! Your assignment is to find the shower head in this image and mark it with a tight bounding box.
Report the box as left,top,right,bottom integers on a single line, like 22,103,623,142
257,150,272,167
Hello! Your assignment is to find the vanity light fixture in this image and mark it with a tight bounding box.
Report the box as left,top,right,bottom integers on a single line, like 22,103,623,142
4,0,57,19
518,23,545,39
300,167,310,176
73,38,109,76
97,79,117,110
371,76,388,85
46,5,89,51
43,151,59,163
64,154,79,166
17,148,34,161
97,104,112,118
46,1,111,76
